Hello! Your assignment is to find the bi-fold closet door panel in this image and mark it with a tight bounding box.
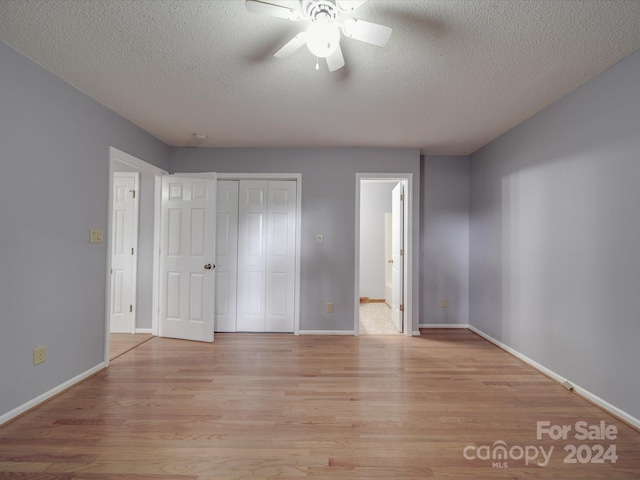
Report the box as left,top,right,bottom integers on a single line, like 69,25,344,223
265,181,297,332
214,181,239,332
217,179,296,333
237,180,268,331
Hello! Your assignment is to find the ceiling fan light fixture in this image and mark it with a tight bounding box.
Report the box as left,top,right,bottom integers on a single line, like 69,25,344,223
305,20,340,58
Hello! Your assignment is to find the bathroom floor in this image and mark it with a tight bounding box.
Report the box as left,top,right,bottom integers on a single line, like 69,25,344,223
359,302,400,335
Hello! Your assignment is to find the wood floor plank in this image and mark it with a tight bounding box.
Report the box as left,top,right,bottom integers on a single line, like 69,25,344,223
0,330,638,479
109,333,153,361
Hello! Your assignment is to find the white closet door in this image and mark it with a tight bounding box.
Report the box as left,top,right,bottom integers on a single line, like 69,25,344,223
237,180,268,331
266,181,297,332
214,181,239,332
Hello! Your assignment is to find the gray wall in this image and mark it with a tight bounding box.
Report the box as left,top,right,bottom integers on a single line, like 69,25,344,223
359,181,396,300
470,50,640,420
421,155,470,325
0,41,168,418
169,147,421,332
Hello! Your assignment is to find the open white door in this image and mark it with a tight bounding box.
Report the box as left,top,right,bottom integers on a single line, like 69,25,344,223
159,175,216,342
110,172,139,333
391,182,404,333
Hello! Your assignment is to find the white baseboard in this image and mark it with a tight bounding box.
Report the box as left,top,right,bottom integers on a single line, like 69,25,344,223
299,330,355,335
419,323,470,329
468,326,640,431
135,328,152,334
0,362,106,427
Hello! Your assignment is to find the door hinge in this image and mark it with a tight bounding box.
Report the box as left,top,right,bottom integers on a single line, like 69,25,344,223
129,305,133,313
400,193,404,201
400,304,404,312
400,248,404,256
130,189,136,198
131,247,134,255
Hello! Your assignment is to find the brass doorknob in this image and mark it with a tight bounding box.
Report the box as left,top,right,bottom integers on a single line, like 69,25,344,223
204,263,213,270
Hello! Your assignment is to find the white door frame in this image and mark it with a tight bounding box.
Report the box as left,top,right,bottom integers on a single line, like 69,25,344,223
105,147,167,367
355,173,415,337
177,172,302,335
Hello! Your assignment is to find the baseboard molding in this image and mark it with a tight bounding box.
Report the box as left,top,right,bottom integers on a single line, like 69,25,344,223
468,326,640,431
412,330,421,336
0,362,106,427
299,330,355,336
359,297,385,304
135,328,152,334
419,323,470,329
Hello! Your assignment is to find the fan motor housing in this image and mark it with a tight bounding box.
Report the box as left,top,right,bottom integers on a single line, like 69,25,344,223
303,0,338,23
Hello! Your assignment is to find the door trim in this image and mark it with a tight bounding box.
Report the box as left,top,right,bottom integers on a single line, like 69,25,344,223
106,147,168,367
355,173,415,337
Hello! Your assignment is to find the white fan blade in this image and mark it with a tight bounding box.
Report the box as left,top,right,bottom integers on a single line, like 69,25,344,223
325,44,345,72
274,32,307,58
336,0,368,12
245,0,301,21
342,18,392,47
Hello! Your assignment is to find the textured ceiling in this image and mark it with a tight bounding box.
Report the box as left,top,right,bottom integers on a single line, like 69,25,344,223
1,0,639,155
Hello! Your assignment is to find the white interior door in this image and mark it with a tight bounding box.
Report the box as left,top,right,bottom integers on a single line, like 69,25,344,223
159,175,216,342
214,181,239,332
391,182,404,333
266,181,297,332
237,180,268,331
110,172,138,333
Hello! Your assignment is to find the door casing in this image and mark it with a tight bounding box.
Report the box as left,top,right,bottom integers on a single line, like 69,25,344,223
105,147,168,367
355,173,415,336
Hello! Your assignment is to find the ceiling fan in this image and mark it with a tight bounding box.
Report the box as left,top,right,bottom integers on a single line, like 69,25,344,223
245,0,392,72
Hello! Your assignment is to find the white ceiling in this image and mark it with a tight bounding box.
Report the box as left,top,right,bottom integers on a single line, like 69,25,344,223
1,0,639,155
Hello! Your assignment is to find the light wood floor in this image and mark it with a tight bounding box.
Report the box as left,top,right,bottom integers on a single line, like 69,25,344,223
1,330,638,479
109,333,153,361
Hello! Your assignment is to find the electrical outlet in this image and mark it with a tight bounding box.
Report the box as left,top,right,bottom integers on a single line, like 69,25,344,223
316,234,324,245
89,229,103,243
326,302,333,313
440,298,447,308
33,345,47,366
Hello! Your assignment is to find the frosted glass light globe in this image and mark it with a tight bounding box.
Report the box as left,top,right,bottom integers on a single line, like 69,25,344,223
305,21,340,58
